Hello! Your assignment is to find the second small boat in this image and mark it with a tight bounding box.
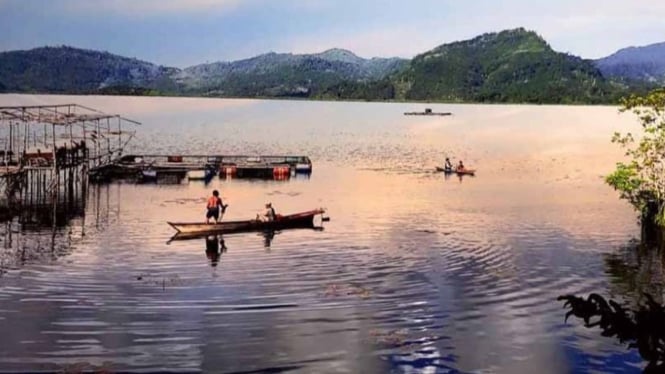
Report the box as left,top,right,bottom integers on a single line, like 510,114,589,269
435,166,476,176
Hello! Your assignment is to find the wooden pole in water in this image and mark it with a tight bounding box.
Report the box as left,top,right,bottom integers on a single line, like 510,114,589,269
42,170,46,205
82,120,88,169
118,116,122,156
22,125,27,159
52,123,57,199
3,120,8,169
106,118,111,163
96,119,101,167
68,106,73,150
9,121,13,164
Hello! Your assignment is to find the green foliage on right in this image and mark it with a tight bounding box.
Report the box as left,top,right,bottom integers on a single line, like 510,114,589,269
606,89,665,227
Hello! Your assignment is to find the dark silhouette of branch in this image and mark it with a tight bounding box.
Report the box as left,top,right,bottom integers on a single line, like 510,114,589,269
558,293,665,373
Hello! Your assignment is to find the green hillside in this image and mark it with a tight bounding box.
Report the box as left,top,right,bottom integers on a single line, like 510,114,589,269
0,46,179,94
0,29,652,104
397,28,615,104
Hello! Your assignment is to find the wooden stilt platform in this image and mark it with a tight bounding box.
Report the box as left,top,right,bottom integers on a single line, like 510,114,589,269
0,103,139,215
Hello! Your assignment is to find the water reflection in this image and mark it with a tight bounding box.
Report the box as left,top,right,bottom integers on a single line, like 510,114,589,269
559,292,654,373
605,238,665,306
173,228,321,252
1,199,85,229
553,235,665,373
0,192,90,272
0,95,650,373
204,235,227,267
263,230,275,248
440,172,475,183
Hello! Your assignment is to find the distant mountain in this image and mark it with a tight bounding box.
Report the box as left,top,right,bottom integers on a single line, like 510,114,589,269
0,46,405,97
0,31,655,103
175,49,407,97
314,48,406,77
395,28,612,103
596,42,665,83
0,46,179,93
320,28,616,104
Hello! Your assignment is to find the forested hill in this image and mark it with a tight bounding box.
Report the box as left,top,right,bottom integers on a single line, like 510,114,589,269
0,46,179,94
397,28,613,103
174,49,407,97
0,46,407,98
0,29,658,104
321,29,623,104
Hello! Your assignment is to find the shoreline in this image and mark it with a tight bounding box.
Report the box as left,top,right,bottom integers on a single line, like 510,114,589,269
0,91,623,108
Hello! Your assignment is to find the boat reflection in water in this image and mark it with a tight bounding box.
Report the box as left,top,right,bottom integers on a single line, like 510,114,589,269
171,226,325,266
262,230,275,248
204,235,227,267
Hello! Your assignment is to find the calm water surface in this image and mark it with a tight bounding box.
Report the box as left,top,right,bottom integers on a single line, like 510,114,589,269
0,95,656,373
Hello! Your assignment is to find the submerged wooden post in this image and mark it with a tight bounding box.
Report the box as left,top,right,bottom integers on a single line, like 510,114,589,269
3,120,8,169
96,119,101,167
51,123,57,199
118,116,122,156
22,109,27,159
22,118,30,157
8,121,13,164
105,118,110,163
82,120,88,169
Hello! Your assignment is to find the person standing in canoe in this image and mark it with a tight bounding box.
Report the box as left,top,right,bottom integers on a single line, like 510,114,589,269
444,157,453,172
206,190,226,224
456,160,465,172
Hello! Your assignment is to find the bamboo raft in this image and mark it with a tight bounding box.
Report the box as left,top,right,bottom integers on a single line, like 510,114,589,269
404,108,452,116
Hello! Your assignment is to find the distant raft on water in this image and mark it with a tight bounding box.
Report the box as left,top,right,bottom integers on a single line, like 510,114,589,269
404,108,452,116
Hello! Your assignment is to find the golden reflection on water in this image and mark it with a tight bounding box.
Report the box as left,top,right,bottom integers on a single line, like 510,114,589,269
0,94,652,373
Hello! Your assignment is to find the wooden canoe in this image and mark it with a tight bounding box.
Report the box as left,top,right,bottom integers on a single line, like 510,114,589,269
435,166,476,176
167,208,326,238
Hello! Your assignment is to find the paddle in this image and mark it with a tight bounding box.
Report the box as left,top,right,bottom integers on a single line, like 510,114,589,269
220,203,228,219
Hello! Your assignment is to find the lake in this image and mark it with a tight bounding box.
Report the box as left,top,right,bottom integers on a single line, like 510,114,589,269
0,95,655,373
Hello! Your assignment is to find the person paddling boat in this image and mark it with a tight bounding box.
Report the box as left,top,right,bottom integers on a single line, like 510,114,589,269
205,190,227,224
456,160,466,173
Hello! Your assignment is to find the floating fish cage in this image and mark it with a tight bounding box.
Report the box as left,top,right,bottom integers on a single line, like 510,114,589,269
219,163,292,180
91,154,313,182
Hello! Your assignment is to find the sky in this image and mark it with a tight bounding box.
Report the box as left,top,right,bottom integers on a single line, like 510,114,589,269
0,0,664,67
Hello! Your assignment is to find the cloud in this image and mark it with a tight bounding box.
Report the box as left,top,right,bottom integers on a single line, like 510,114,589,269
1,0,664,63
272,0,665,59
276,25,451,59
62,0,248,15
